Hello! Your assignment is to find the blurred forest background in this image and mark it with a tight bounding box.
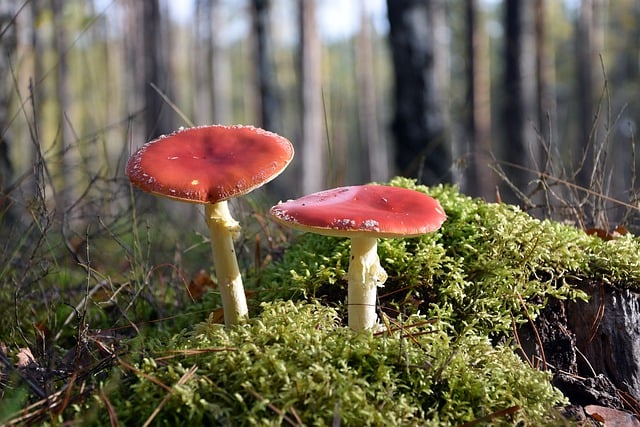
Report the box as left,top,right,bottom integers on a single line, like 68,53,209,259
1,0,639,233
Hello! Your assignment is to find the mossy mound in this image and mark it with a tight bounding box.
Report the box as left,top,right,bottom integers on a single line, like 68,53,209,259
257,177,640,336
72,178,640,425
88,301,565,426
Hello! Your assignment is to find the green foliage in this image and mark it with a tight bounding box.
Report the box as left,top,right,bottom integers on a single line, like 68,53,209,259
84,300,565,426
256,177,640,337
9,179,640,425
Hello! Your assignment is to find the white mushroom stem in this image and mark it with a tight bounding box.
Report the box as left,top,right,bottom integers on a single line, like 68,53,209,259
205,201,249,327
346,236,388,331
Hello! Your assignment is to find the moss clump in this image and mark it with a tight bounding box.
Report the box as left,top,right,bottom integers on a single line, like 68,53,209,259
85,300,565,426
257,177,640,336
62,178,640,425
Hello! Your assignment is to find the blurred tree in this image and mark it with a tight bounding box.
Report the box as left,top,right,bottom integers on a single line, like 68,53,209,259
193,0,214,124
606,0,640,213
210,0,232,124
502,0,538,204
575,0,605,194
298,0,324,193
356,0,388,183
193,0,232,125
52,0,74,210
535,0,555,149
0,0,16,213
123,0,170,143
464,0,494,198
252,0,281,133
386,0,452,185
29,0,60,204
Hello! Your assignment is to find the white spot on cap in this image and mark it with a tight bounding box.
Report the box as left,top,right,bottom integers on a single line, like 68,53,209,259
362,219,380,230
191,179,199,186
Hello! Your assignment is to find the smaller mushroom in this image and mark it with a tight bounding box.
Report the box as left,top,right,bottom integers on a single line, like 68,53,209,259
270,184,446,331
126,125,294,326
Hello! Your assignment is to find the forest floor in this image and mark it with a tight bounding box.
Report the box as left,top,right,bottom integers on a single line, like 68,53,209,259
1,177,640,425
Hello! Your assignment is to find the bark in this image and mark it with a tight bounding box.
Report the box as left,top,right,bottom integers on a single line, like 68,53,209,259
124,0,169,143
298,0,324,193
252,0,280,133
502,0,538,204
52,0,75,210
0,0,16,175
575,0,605,222
356,0,388,183
520,281,640,412
193,0,213,124
0,0,16,217
386,0,451,185
568,282,640,401
210,0,232,124
464,0,494,198
534,0,555,150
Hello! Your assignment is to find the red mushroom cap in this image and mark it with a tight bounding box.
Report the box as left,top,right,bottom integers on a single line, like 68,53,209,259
126,125,294,204
270,184,446,238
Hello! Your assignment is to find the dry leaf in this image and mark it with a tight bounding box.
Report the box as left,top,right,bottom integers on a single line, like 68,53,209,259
584,405,640,426
16,347,36,368
187,270,215,301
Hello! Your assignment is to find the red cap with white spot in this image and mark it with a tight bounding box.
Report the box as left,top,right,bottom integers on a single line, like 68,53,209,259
270,184,446,238
126,124,294,204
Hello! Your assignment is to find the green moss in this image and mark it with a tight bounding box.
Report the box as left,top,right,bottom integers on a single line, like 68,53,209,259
84,301,564,426
256,177,640,336
71,178,640,425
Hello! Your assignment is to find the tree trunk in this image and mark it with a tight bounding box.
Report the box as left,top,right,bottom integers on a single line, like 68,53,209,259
502,0,539,205
534,0,555,151
52,0,75,211
575,0,606,226
386,0,451,185
210,0,232,124
356,0,388,183
298,0,324,194
0,0,16,217
124,0,169,143
464,0,494,199
193,0,214,124
520,281,640,413
252,0,281,133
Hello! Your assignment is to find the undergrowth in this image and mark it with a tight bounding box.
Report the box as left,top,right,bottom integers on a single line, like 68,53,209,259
79,300,565,426
3,177,640,425
257,177,640,336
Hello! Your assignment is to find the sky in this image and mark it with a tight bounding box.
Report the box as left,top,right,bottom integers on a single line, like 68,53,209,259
166,0,389,43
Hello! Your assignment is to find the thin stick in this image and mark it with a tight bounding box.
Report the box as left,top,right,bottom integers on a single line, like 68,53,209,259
142,365,198,427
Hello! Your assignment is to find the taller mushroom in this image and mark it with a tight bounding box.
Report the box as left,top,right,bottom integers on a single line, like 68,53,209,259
126,125,294,326
270,184,446,331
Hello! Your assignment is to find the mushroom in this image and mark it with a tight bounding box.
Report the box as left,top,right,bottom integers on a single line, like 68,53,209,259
126,125,294,326
269,184,446,331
